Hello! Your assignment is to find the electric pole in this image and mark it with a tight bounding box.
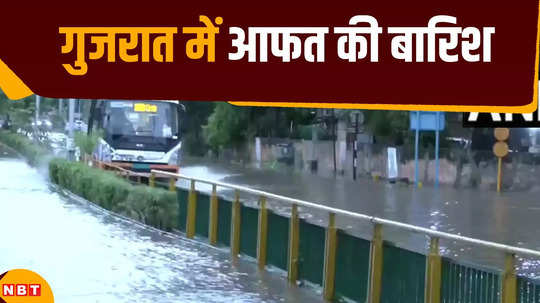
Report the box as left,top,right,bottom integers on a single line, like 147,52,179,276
35,95,40,122
332,109,336,175
353,112,359,180
68,98,76,160
68,99,75,138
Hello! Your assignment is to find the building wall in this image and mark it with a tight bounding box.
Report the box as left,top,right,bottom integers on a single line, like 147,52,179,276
212,137,538,190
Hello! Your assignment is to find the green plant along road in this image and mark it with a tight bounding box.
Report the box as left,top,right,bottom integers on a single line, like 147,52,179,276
49,159,177,231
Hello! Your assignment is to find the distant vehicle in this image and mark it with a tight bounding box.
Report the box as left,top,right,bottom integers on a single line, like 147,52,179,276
94,100,183,173
64,119,88,133
32,119,52,130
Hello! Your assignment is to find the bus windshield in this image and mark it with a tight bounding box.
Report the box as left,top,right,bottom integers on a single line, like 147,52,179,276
106,101,179,139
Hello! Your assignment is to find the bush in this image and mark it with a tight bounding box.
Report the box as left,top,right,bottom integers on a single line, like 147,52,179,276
49,158,178,231
74,131,101,156
0,130,49,166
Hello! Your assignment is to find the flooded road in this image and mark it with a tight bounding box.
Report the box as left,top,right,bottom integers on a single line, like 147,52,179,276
0,150,324,302
180,158,540,278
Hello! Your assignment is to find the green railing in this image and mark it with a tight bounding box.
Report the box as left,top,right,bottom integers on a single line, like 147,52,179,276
517,277,540,303
151,169,540,303
441,258,501,302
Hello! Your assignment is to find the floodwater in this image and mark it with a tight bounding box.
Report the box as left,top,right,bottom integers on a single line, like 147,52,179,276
0,148,324,303
179,158,540,278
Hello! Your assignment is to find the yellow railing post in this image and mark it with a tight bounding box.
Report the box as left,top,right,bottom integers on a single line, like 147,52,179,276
209,184,219,246
186,180,197,239
368,223,383,303
231,190,241,257
169,177,176,192
425,237,441,303
257,196,268,270
502,253,517,303
288,204,300,284
149,172,155,188
323,212,337,301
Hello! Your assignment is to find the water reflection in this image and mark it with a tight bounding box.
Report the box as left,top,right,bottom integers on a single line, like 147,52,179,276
0,154,323,303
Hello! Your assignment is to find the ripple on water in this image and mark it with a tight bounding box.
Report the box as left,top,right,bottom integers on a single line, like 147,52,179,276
0,159,324,303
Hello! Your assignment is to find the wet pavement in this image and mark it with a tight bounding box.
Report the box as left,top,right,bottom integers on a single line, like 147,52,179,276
0,149,325,303
179,158,540,278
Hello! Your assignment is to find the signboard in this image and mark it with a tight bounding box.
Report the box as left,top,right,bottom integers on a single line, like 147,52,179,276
410,111,444,187
493,141,509,158
134,103,158,113
494,128,510,141
410,112,445,131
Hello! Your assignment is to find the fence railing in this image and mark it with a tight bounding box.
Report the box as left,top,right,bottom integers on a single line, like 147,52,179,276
151,169,540,303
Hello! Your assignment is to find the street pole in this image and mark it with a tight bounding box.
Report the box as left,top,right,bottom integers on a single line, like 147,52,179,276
435,112,440,188
311,113,319,173
497,157,502,193
68,99,75,138
353,112,359,180
414,111,420,187
332,109,337,175
68,98,75,161
35,95,40,122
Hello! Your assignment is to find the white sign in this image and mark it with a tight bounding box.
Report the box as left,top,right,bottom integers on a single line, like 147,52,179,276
387,147,398,179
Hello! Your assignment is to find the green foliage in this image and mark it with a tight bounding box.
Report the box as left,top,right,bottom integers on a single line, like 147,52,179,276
295,124,331,140
363,110,457,149
364,111,410,145
203,103,317,151
0,92,66,131
203,103,254,151
0,130,49,166
49,158,178,231
182,101,215,156
74,131,102,155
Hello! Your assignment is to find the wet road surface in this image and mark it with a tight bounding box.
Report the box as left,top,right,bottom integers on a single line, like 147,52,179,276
180,158,540,278
0,151,324,303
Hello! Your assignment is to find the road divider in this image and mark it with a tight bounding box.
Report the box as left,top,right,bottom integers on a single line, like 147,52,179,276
49,158,177,231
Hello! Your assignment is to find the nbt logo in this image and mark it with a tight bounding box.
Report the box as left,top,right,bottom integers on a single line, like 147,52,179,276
2,284,41,297
0,269,52,302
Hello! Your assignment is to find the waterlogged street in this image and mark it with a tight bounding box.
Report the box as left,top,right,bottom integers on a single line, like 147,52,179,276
179,158,540,278
0,148,324,303
2,140,540,303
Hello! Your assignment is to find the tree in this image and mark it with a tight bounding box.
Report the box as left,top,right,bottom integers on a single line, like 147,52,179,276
203,103,254,152
202,103,318,153
181,101,216,156
0,93,68,132
0,93,35,132
363,110,410,145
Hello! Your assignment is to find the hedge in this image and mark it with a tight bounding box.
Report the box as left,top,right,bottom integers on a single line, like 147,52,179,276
49,158,177,231
0,130,49,166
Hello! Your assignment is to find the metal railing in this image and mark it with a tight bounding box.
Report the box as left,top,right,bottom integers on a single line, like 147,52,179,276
152,169,538,303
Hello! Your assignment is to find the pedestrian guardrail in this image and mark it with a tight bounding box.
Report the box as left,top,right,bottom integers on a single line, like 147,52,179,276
151,169,540,303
